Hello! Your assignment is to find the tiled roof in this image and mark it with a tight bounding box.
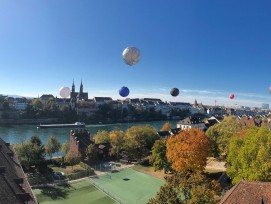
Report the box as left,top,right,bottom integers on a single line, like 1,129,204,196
177,116,203,125
93,97,113,102
0,138,37,204
40,94,54,99
220,180,271,204
142,98,162,102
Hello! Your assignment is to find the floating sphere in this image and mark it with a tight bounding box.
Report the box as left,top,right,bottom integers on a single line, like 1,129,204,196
269,87,271,93
122,46,140,66
119,86,130,97
170,88,179,97
229,93,235,99
59,87,70,98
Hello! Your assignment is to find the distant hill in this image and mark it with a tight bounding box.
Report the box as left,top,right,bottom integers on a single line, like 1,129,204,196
1,94,33,99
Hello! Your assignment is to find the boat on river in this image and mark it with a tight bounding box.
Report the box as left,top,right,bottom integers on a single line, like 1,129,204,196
37,122,85,129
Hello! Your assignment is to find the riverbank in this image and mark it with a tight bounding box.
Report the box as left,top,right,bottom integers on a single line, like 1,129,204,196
0,118,59,125
0,118,180,126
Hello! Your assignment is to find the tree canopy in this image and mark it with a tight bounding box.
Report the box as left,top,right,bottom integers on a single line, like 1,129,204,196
161,121,172,131
94,130,110,144
150,139,170,173
148,172,221,204
14,136,45,170
45,135,61,159
124,125,159,161
166,129,210,174
61,140,70,156
109,129,125,158
227,126,271,184
206,116,243,157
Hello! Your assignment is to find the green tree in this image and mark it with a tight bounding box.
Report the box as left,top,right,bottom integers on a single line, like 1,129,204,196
64,151,81,170
124,125,159,161
14,136,45,170
30,135,42,146
125,126,147,161
45,136,61,159
61,140,70,156
31,99,43,110
227,126,271,184
150,139,170,173
2,101,9,110
94,130,110,144
85,144,98,163
206,116,242,157
161,121,172,131
148,183,180,204
144,125,160,150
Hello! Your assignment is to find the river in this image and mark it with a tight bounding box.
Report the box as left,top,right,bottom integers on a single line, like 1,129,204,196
0,120,178,146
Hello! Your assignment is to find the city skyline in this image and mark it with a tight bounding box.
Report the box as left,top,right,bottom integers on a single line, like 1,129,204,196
1,1,271,108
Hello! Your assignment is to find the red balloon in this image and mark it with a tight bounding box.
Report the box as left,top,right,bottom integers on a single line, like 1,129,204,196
229,93,235,99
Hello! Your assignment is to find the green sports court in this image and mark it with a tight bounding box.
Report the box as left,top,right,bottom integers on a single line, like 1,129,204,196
89,168,165,204
34,168,165,204
33,180,117,204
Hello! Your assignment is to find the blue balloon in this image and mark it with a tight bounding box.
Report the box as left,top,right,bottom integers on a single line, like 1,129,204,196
119,86,130,97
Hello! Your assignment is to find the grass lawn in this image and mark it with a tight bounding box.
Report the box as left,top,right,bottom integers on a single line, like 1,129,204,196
33,180,117,204
131,164,166,180
90,168,165,204
49,164,85,175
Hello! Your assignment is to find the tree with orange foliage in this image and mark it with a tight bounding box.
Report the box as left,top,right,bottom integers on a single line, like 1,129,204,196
109,129,125,159
161,121,172,131
166,128,210,174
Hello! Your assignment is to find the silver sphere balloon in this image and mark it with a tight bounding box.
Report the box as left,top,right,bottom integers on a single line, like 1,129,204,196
59,87,71,98
122,46,140,66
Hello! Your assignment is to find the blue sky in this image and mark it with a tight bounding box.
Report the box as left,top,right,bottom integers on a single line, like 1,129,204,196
0,0,271,107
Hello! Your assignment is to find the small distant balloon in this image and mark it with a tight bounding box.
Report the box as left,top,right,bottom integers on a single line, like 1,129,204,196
59,87,70,98
229,93,235,99
170,88,179,97
269,87,271,93
122,46,140,66
119,86,130,97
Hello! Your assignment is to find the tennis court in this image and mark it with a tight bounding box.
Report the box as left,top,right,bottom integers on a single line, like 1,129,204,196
33,180,117,204
90,168,165,204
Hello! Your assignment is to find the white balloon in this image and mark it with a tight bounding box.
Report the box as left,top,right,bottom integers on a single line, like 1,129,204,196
122,46,140,66
59,87,70,98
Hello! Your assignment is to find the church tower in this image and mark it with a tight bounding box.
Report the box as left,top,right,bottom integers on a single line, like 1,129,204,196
72,79,75,93
80,80,83,93
194,99,198,107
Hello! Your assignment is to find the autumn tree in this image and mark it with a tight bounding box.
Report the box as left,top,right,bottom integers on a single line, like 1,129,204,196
148,172,221,204
227,126,271,184
261,118,270,129
61,140,70,156
45,135,61,159
206,116,242,157
166,128,210,174
149,139,170,173
161,121,172,131
109,129,125,158
93,130,110,144
64,151,81,170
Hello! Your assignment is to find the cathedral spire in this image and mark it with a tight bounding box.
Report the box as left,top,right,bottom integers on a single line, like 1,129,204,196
72,79,75,93
80,79,83,93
